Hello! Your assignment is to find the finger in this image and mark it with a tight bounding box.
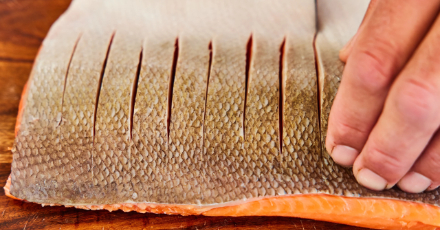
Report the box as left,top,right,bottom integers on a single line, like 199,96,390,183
326,0,440,167
353,14,440,191
339,0,379,62
398,130,440,193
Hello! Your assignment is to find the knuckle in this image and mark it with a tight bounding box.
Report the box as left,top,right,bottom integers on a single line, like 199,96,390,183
395,79,438,121
363,37,401,63
351,38,400,92
334,121,370,139
327,117,370,152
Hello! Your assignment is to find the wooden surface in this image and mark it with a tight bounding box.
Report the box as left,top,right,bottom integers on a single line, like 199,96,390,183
0,1,368,229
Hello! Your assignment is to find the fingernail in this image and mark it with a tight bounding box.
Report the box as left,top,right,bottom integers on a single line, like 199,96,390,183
398,172,431,193
331,145,359,167
356,168,387,191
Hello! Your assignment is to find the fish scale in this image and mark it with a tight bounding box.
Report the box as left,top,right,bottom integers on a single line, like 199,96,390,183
244,36,283,198
11,29,80,201
282,33,323,193
93,31,144,203
131,36,175,202
168,37,211,203
60,29,114,201
315,0,433,199
204,36,248,203
321,1,440,202
6,0,440,228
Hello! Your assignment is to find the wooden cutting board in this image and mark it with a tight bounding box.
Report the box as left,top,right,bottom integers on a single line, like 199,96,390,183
0,0,368,229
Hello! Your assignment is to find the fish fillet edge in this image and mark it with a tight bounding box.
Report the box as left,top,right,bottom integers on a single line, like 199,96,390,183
4,176,440,229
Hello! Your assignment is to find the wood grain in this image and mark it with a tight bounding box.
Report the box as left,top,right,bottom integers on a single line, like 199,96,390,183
0,0,368,229
0,0,73,163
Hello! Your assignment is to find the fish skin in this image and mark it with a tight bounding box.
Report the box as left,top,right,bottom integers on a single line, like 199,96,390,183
60,29,114,202
282,36,324,193
131,36,175,203
243,35,283,199
6,0,440,229
92,30,144,203
168,37,211,203
316,0,367,196
315,0,440,200
4,179,440,229
203,36,249,203
11,30,81,201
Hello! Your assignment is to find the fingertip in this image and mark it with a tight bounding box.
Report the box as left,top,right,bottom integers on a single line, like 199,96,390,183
330,145,359,167
397,172,431,193
355,168,388,191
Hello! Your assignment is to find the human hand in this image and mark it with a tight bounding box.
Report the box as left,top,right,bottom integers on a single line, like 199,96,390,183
326,0,440,193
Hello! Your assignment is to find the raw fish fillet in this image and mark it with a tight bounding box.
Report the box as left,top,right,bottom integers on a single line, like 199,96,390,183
5,0,440,229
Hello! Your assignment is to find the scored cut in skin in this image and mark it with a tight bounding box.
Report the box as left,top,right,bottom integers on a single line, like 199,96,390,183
315,0,369,196
315,0,440,201
315,0,368,194
281,1,324,193
6,0,440,229
60,29,114,203
131,36,176,203
168,36,211,203
244,35,283,194
92,30,144,203
10,28,80,201
203,35,249,203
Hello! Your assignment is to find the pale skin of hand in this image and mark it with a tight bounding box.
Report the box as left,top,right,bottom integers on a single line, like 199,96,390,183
326,0,440,193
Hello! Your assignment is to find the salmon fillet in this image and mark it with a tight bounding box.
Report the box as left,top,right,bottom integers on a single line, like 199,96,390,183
5,0,440,229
